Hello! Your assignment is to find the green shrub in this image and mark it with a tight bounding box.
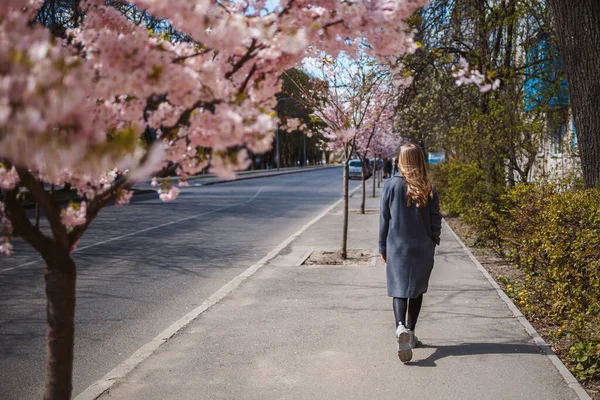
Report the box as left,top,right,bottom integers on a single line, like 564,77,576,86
498,183,600,382
568,341,600,382
430,159,505,246
430,159,488,216
499,184,600,332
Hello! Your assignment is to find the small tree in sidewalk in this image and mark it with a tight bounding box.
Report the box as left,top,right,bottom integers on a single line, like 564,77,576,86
287,54,413,256
286,56,361,258
354,83,399,213
0,1,427,398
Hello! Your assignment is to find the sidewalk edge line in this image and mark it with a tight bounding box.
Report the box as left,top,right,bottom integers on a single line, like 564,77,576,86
443,219,591,400
295,250,314,266
370,248,378,267
75,184,362,400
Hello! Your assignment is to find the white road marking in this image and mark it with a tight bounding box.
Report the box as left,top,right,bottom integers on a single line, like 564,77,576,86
245,187,263,203
75,185,362,400
0,259,40,273
0,187,264,274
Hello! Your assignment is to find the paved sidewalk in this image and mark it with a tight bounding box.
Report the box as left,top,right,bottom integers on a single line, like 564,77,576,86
100,182,579,400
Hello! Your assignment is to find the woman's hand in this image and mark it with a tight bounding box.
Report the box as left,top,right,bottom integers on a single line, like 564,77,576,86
380,254,387,263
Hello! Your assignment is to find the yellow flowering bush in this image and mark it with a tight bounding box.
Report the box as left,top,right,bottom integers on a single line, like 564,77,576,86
497,183,600,382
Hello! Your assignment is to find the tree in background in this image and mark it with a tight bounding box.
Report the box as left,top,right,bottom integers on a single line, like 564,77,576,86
0,1,428,398
265,68,328,169
287,54,410,257
547,0,600,188
354,79,399,214
393,0,568,196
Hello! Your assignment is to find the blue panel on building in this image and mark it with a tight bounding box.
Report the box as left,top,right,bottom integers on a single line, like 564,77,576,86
524,34,569,112
428,152,446,164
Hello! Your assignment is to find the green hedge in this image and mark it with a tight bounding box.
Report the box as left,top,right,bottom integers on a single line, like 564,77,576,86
498,183,600,382
432,160,600,382
430,159,505,246
430,159,488,217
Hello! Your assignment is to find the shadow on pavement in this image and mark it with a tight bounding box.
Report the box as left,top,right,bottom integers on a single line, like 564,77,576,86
406,342,543,367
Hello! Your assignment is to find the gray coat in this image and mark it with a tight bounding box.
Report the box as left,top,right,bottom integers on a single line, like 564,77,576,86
379,175,442,298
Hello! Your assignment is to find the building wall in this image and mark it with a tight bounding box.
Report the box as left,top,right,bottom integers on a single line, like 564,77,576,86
524,33,581,183
528,108,581,182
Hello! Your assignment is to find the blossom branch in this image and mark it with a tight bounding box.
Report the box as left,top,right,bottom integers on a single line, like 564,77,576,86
225,39,260,79
2,188,54,255
15,168,69,250
172,48,212,64
68,175,132,247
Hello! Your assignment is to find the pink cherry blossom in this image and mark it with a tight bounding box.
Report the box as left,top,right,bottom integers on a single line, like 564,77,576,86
0,165,19,190
158,186,180,202
61,202,87,229
452,57,500,93
282,118,305,132
1,0,428,254
115,190,134,207
0,240,13,256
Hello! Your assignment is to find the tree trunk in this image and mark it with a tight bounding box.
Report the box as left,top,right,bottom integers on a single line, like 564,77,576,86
548,0,600,188
43,250,77,400
341,160,349,259
360,163,366,214
372,160,376,198
35,203,41,229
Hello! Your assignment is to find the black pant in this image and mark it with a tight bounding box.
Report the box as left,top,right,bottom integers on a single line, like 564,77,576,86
393,295,423,330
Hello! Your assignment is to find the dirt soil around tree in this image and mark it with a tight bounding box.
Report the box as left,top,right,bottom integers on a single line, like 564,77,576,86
303,249,374,266
444,215,600,399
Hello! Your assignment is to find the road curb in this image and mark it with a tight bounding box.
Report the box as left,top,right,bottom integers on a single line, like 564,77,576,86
443,219,592,400
76,183,362,400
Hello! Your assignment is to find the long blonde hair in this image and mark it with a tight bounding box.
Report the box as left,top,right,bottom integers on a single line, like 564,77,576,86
398,143,433,208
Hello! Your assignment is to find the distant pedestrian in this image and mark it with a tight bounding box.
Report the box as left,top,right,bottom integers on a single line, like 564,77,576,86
378,143,442,363
384,159,393,178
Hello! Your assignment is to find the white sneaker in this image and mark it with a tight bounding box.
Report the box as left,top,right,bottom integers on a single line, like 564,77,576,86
396,324,412,363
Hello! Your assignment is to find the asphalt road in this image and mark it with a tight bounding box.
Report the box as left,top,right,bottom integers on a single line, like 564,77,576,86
0,167,361,400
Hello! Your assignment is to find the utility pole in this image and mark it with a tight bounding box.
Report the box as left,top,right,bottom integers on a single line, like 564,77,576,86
419,139,427,158
274,96,291,171
276,125,280,170
303,133,307,167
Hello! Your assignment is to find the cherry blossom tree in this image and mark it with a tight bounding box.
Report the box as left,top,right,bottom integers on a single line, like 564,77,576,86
368,124,402,197
0,1,427,398
286,53,412,257
353,80,400,214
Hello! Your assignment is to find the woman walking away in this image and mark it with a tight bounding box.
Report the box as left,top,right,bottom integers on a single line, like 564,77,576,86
378,143,442,363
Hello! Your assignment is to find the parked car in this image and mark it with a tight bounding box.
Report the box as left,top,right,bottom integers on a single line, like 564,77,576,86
348,159,372,180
